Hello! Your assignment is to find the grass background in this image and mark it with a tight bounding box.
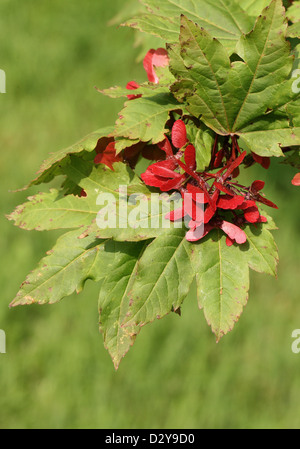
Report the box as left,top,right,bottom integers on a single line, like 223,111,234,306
0,0,300,429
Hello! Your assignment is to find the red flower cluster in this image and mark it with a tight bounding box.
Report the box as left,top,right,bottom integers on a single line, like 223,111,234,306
141,120,189,191
141,120,277,246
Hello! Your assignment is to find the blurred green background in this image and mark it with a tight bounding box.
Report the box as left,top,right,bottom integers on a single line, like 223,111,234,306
0,0,300,429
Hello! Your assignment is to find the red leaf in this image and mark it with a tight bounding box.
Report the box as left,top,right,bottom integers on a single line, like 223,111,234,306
143,48,169,84
94,142,123,170
126,81,141,100
126,81,140,90
185,224,212,242
183,195,204,221
158,137,173,157
141,160,185,191
256,194,278,209
177,160,213,207
231,167,240,178
152,48,169,68
160,175,186,191
221,151,247,181
212,191,220,209
166,206,185,221
151,163,180,178
204,190,219,223
257,215,267,223
140,171,166,188
243,206,260,223
186,183,208,203
184,144,196,169
186,183,204,194
217,194,245,210
240,199,257,209
226,236,234,247
251,180,265,192
220,221,247,244
252,152,271,169
292,172,300,186
172,120,188,149
213,181,235,196
214,149,224,168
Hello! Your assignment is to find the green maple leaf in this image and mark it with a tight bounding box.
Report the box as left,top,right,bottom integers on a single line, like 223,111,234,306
10,226,149,368
237,111,300,156
286,1,300,23
194,217,278,340
98,241,148,369
240,0,272,16
195,230,250,340
124,0,255,54
10,230,115,306
8,160,143,232
185,122,215,171
7,189,96,231
122,227,196,327
287,21,300,38
169,1,300,156
99,84,170,99
112,93,181,144
25,126,114,188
